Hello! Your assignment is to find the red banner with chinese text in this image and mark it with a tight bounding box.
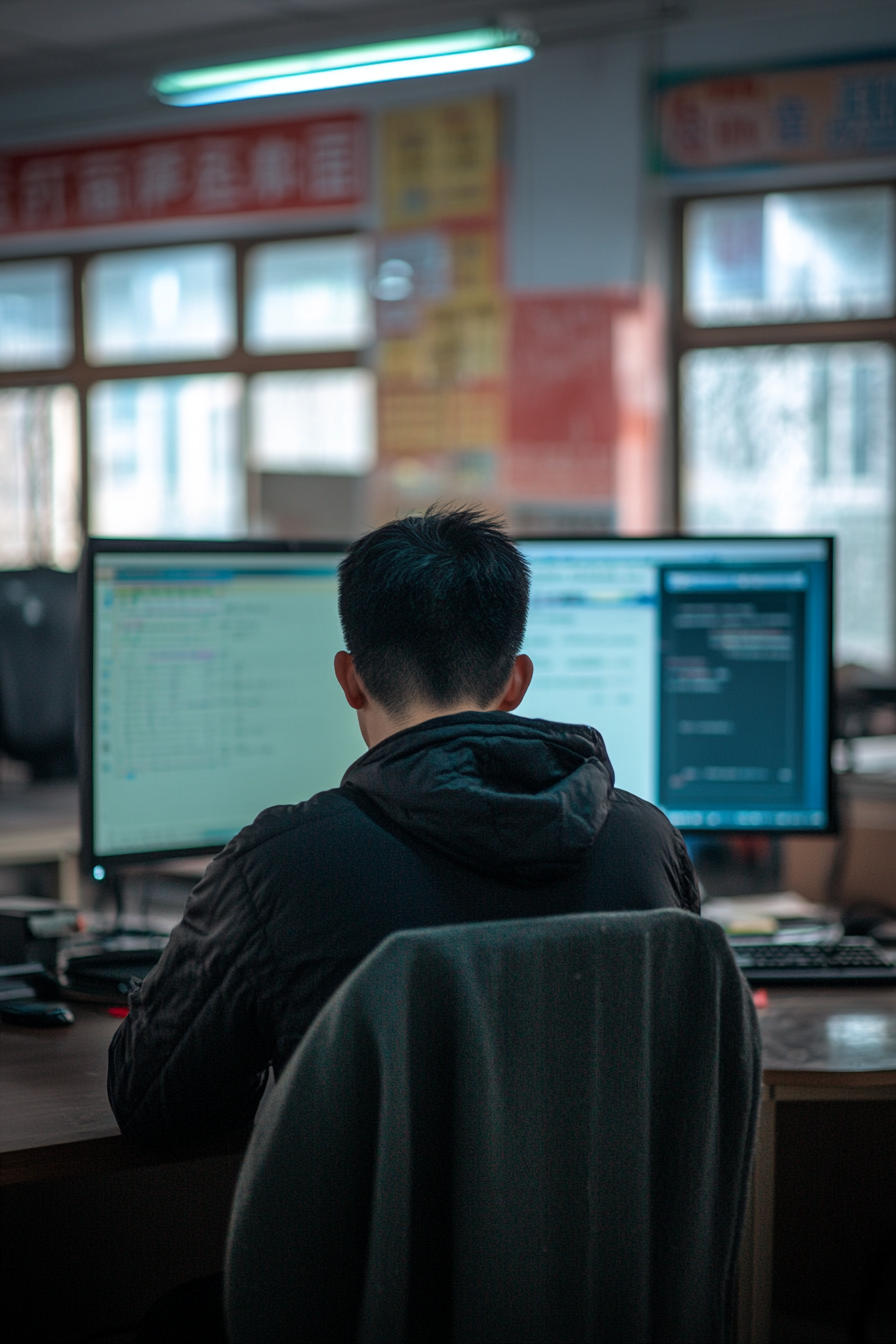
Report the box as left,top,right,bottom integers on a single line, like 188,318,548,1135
0,113,367,237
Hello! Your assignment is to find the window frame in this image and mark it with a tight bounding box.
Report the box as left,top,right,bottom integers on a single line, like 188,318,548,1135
0,227,371,539
671,179,896,532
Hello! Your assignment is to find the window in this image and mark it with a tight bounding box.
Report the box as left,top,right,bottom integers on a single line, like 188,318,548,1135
84,244,236,364
0,232,374,558
0,259,73,370
245,236,373,353
684,187,895,325
678,184,896,671
89,376,243,538
249,369,375,475
0,386,80,568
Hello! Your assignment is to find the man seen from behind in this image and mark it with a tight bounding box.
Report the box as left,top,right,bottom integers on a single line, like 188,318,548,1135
108,507,699,1141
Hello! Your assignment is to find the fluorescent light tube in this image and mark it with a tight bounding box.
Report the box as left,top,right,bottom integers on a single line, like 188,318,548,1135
153,29,537,106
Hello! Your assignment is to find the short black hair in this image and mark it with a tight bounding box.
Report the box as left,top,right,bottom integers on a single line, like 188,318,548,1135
338,506,530,715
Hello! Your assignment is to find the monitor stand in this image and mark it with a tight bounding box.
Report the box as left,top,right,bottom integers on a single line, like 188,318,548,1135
98,869,171,942
59,869,169,1002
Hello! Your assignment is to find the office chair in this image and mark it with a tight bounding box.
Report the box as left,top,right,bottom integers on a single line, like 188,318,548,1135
226,908,762,1344
0,566,78,779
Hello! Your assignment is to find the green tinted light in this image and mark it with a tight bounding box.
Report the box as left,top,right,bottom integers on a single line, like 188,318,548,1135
153,29,536,105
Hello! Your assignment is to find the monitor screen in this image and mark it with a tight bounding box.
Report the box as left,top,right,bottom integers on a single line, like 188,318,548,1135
83,542,362,864
82,534,833,867
517,537,833,833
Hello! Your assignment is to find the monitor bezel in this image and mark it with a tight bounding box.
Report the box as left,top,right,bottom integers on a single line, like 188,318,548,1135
515,533,837,837
79,536,349,872
80,532,836,871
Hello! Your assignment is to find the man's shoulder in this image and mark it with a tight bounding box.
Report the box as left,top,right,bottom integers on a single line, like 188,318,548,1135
197,787,379,928
223,788,361,861
605,786,693,866
607,788,677,834
600,788,699,913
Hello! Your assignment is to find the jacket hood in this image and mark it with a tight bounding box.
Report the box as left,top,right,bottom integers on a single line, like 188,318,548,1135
342,712,615,885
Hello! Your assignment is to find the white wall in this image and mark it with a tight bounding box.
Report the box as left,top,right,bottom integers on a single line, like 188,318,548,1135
508,35,644,290
662,0,896,70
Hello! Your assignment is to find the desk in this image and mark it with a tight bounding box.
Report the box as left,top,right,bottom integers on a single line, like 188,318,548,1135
0,1007,245,1344
738,988,896,1344
2,989,894,1343
0,781,80,906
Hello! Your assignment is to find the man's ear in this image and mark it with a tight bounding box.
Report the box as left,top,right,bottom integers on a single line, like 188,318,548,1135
494,654,534,712
334,651,368,710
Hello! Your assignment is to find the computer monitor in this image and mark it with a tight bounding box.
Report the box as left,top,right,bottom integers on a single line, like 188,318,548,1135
81,533,834,869
80,540,361,867
517,536,833,834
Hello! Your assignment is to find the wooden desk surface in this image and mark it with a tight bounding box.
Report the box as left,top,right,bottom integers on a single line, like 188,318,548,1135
758,987,896,1087
0,1004,118,1153
0,1005,242,1185
2,983,895,1188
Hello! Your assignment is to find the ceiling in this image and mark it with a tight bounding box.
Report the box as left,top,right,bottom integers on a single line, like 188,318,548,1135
0,0,851,86
0,2,646,75
0,0,882,148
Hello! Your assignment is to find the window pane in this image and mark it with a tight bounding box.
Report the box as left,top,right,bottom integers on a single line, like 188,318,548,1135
85,245,235,364
0,386,81,567
684,187,895,325
0,259,72,369
248,369,375,475
681,344,895,670
245,236,372,353
89,376,244,537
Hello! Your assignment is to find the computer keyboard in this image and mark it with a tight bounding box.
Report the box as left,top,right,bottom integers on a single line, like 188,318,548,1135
733,937,896,985
60,948,164,1003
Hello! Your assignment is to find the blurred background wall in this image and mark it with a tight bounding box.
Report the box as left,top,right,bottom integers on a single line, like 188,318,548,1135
0,0,894,680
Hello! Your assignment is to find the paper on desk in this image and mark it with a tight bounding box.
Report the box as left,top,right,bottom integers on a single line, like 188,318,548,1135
701,891,829,925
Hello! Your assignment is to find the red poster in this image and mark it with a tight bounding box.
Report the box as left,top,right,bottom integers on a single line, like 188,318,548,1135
507,292,638,501
0,113,367,237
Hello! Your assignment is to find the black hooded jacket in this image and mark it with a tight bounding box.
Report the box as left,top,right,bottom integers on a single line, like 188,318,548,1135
108,713,699,1143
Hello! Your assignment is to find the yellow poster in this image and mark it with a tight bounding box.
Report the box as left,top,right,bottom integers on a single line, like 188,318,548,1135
382,96,501,228
376,95,505,497
379,386,505,457
378,291,506,388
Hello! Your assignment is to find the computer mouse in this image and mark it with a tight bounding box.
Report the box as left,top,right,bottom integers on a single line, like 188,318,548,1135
0,1000,75,1027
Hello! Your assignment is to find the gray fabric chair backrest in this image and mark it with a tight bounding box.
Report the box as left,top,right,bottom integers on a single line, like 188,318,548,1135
226,908,761,1344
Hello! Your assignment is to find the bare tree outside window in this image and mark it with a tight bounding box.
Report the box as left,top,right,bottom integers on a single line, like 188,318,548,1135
0,386,81,568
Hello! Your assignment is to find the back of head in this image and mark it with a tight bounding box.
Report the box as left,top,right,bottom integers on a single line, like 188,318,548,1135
338,507,530,715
